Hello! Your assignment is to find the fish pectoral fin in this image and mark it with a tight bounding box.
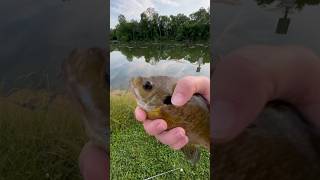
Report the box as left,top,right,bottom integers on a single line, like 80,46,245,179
147,108,162,119
181,144,200,165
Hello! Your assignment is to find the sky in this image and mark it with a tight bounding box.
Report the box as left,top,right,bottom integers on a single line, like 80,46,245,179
110,0,210,28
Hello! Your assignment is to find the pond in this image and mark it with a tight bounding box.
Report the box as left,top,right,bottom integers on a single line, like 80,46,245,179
110,43,211,90
213,0,320,59
0,0,107,94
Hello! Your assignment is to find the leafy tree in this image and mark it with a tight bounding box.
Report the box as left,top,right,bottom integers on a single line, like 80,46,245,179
111,7,210,42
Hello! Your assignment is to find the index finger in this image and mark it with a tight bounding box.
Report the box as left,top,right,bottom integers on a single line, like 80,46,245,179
135,107,147,122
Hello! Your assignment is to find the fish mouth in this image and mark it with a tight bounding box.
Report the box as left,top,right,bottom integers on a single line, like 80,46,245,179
129,77,153,111
129,77,142,97
130,88,149,111
130,77,142,86
129,78,137,98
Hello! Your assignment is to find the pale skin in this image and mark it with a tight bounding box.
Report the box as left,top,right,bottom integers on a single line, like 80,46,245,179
135,45,320,149
79,142,108,180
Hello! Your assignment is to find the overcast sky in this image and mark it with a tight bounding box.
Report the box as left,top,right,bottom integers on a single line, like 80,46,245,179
110,0,210,28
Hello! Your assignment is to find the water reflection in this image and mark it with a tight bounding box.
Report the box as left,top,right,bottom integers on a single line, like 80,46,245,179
213,0,320,58
110,44,210,90
0,0,107,93
254,0,320,34
111,43,210,63
255,0,320,10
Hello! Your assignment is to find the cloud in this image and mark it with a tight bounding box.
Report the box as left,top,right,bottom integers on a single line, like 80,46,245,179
111,0,154,19
199,0,210,9
157,0,179,6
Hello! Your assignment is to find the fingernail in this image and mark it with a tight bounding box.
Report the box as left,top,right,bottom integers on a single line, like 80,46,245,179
172,93,185,106
173,137,188,150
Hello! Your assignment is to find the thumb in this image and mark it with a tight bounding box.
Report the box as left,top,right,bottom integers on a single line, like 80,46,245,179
171,76,210,106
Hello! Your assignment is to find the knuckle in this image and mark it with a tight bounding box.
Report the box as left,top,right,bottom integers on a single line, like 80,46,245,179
179,77,193,88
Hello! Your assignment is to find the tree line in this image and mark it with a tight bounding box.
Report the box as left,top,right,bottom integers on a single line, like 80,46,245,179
111,7,209,42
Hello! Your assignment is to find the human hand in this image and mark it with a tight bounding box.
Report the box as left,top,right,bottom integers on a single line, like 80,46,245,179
79,142,109,180
134,76,210,150
212,45,320,143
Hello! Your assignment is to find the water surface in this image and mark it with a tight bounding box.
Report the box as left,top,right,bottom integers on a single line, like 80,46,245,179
0,0,107,93
110,43,210,90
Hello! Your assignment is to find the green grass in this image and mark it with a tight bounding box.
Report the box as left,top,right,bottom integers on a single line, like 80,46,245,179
0,89,210,179
110,92,210,180
0,89,87,180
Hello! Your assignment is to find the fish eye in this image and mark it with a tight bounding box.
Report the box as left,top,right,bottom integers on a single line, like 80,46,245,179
143,81,153,91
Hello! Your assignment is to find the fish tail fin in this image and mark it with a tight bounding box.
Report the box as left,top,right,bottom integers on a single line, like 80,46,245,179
181,144,200,165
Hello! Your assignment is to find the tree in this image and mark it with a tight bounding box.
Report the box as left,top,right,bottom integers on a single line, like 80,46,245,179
111,8,210,42
118,14,126,24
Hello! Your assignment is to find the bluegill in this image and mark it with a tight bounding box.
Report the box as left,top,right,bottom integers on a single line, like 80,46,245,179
130,76,210,164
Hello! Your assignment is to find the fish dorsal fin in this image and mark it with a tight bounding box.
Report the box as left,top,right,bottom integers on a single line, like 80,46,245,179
181,144,200,165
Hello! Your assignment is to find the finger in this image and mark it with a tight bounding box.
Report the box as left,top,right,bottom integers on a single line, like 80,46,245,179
170,136,189,150
172,76,210,106
143,119,167,136
135,107,146,122
212,54,270,143
155,127,189,149
79,142,108,180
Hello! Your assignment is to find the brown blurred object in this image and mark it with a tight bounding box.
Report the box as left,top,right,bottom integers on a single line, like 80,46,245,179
62,48,108,152
213,102,320,180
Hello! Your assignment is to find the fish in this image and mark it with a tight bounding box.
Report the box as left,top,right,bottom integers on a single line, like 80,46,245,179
62,47,109,153
129,76,210,164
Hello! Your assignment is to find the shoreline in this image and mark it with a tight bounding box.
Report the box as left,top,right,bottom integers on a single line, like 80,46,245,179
110,40,209,46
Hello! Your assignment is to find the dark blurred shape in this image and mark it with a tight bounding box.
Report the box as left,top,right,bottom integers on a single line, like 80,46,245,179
213,102,320,180
255,0,320,34
196,66,201,72
276,7,291,34
196,57,203,72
